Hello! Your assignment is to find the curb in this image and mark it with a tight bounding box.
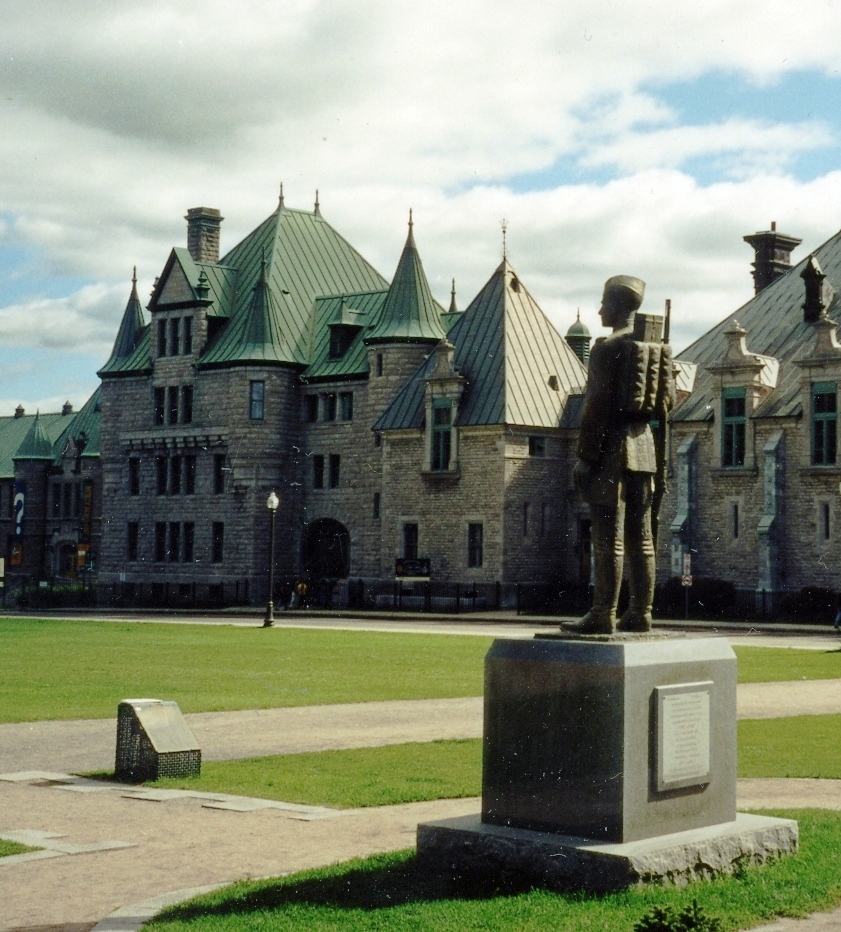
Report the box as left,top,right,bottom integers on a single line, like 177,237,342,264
91,883,227,932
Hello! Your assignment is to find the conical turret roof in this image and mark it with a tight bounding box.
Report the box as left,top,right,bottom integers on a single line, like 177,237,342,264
15,411,55,460
365,214,446,344
99,269,146,374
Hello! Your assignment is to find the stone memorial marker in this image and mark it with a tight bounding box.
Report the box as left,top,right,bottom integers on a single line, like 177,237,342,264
115,698,201,783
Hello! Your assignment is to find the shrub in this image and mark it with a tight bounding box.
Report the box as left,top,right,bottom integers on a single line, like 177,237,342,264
777,586,836,624
635,899,722,932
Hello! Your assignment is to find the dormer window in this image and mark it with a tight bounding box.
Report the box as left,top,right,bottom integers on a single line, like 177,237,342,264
812,381,837,465
431,400,452,471
722,387,746,467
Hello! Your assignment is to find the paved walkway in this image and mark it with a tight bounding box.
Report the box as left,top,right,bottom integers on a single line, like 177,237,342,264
3,679,840,776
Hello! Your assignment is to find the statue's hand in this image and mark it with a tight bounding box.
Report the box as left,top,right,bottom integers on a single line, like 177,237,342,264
573,459,593,495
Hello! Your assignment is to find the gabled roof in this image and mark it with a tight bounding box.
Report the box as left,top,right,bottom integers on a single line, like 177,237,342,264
303,290,388,381
674,227,841,423
199,206,388,369
364,217,446,345
15,412,57,460
374,260,587,431
52,387,102,463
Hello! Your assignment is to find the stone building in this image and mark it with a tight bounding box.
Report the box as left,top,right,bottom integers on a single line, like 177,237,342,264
90,195,586,606
661,222,841,608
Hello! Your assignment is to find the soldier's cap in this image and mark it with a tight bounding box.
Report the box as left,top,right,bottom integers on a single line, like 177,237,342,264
603,275,645,310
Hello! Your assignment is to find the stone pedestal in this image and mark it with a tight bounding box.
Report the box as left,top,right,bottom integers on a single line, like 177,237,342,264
417,634,797,889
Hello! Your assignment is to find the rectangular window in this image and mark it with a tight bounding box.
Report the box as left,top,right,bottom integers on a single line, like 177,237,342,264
169,318,180,356
73,482,81,518
127,522,139,562
249,380,265,420
168,386,179,425
403,522,419,560
323,393,337,421
154,522,167,562
432,401,452,471
373,492,380,519
214,454,226,494
212,522,224,563
812,382,837,465
733,502,739,539
329,454,340,488
528,436,546,457
822,502,831,540
313,454,324,489
182,385,193,424
183,317,193,355
184,455,196,495
340,392,354,421
154,387,165,425
374,431,381,447
52,483,61,517
156,456,168,495
304,395,319,422
62,483,72,517
157,319,167,357
170,455,182,495
183,522,195,563
168,522,180,562
376,353,383,377
129,458,140,496
468,523,484,568
523,501,530,537
721,388,746,468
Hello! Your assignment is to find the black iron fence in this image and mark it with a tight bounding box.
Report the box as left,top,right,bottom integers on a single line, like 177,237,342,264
14,575,98,609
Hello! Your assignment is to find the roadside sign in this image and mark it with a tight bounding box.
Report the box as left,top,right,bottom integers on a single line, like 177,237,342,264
681,575,692,587
682,553,691,575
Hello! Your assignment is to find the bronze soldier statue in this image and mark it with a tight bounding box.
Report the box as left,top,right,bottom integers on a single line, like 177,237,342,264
563,276,675,635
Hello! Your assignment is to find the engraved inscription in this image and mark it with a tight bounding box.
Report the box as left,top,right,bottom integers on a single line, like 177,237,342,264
655,681,713,792
662,691,709,784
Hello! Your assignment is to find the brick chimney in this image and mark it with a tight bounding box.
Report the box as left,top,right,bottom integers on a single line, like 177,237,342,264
185,207,223,264
743,222,801,294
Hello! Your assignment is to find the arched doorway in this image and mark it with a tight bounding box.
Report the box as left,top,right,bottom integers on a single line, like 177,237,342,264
302,519,350,580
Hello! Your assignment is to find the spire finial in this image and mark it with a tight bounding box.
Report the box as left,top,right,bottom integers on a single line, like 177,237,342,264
314,189,321,217
278,182,285,210
132,266,137,286
448,278,458,314
501,218,508,260
409,208,413,230
576,307,580,322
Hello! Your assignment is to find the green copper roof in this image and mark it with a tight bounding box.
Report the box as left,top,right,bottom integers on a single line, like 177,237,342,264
566,311,590,337
364,218,446,345
99,270,145,375
52,387,102,464
201,259,296,367
673,227,841,423
303,290,388,380
15,411,57,460
374,260,587,431
199,206,387,370
0,412,73,478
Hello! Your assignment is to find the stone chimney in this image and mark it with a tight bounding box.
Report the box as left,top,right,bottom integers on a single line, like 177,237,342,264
743,222,802,294
185,207,223,264
61,400,73,416
14,404,24,418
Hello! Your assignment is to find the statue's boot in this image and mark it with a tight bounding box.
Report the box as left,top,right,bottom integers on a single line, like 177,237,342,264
616,609,652,632
561,610,615,635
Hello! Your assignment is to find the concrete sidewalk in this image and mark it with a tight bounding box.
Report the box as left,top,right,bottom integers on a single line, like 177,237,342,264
3,680,840,776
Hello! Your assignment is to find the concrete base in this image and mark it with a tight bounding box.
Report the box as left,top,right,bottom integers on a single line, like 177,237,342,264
417,812,798,892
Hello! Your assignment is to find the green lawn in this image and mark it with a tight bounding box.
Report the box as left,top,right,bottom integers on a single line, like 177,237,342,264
134,713,841,807
152,740,482,808
0,839,39,858
146,809,841,932
739,715,841,779
0,619,490,723
2,618,840,724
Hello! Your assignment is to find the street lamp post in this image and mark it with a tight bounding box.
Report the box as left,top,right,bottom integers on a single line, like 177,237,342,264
263,490,280,627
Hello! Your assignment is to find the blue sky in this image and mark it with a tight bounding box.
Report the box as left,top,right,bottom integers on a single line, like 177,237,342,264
2,2,841,411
